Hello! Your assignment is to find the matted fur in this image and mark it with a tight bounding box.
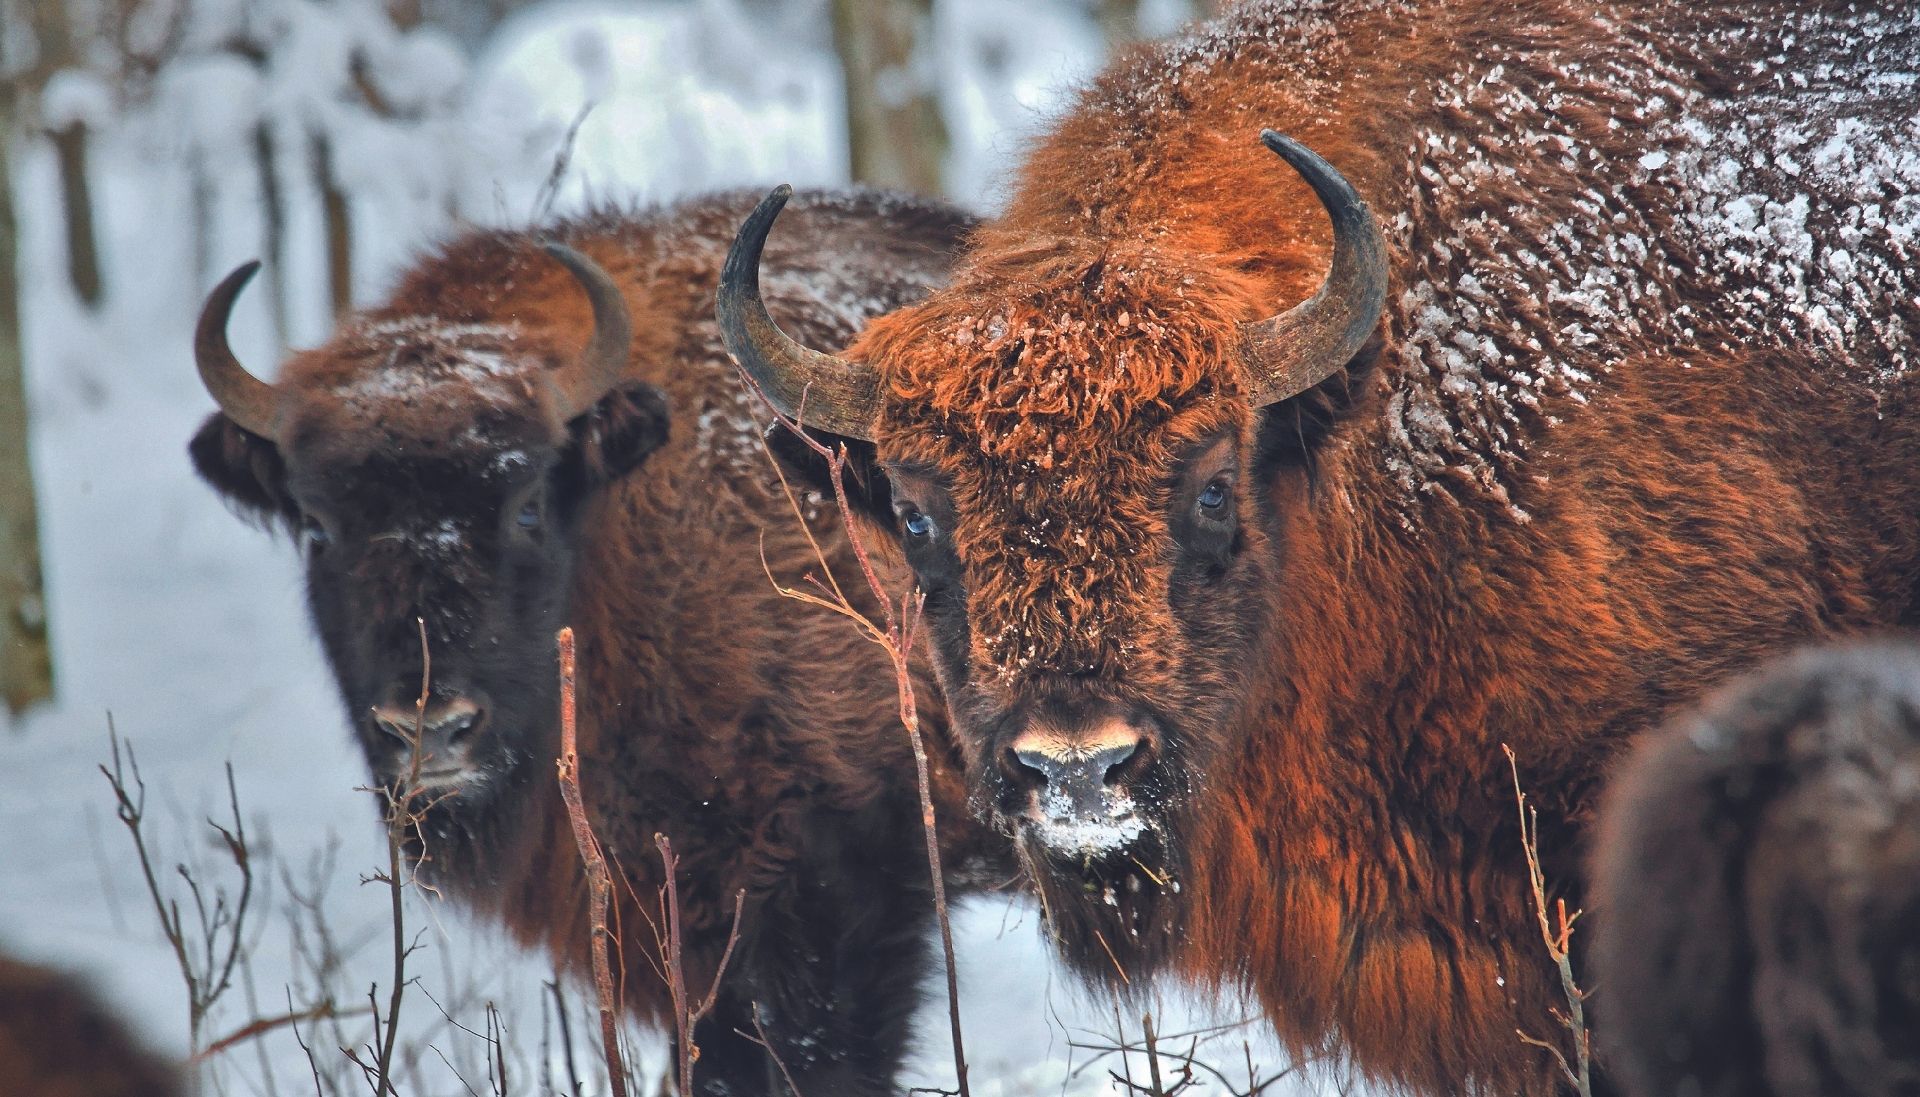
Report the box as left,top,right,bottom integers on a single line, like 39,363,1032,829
1593,643,1920,1097
781,2,1920,1094
191,190,1005,1095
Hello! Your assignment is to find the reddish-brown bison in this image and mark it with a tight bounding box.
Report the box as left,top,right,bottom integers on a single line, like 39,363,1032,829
0,952,180,1097
190,189,999,1095
720,2,1920,1093
1594,642,1920,1097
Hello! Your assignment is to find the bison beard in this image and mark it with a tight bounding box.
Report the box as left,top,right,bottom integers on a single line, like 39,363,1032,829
723,2,1920,1095
1593,643,1920,1097
188,189,1008,1096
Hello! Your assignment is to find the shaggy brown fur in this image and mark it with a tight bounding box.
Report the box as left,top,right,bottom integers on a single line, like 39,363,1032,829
1593,642,1920,1097
190,190,1004,1095
0,954,179,1097
766,3,1920,1094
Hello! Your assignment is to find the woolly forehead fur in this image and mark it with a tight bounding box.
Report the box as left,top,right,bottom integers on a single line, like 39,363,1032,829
274,317,569,463
856,242,1260,684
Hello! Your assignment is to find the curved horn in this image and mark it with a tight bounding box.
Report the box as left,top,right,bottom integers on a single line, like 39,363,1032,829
1241,131,1390,407
716,185,881,439
194,261,280,438
540,242,632,419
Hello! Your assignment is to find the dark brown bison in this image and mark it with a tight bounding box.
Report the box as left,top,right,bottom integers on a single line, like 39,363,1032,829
1594,642,1920,1097
189,189,1001,1095
0,953,180,1097
719,3,1920,1093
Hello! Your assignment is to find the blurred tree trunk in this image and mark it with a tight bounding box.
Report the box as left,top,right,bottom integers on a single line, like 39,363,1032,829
253,121,288,345
310,129,352,318
49,123,102,307
1095,0,1140,45
28,0,104,309
830,0,947,195
0,50,57,716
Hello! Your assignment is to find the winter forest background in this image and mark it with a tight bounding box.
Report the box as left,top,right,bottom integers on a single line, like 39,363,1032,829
0,0,1347,1093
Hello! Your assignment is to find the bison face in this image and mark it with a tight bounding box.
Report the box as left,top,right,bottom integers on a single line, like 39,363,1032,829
188,247,663,842
877,405,1276,977
191,345,666,833
719,136,1386,982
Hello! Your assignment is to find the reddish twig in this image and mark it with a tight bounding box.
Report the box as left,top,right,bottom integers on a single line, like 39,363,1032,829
194,1002,365,1063
1504,744,1594,1097
555,626,629,1097
654,833,747,1096
749,380,970,1096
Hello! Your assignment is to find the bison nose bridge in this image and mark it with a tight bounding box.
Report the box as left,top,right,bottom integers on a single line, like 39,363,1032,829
1006,719,1150,816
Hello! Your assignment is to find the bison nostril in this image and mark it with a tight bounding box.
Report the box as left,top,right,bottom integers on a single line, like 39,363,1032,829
440,705,482,741
1099,738,1146,786
370,698,484,748
1008,747,1053,789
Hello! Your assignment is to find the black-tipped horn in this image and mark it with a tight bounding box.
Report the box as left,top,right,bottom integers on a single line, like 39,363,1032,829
194,261,280,438
541,242,632,419
716,185,880,439
1240,131,1389,407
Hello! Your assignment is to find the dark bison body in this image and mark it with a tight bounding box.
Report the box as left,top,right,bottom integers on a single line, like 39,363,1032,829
0,953,179,1097
1594,643,1920,1097
721,3,1920,1093
190,189,1001,1095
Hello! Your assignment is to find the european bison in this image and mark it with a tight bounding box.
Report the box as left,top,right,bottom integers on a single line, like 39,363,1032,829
0,952,180,1097
1594,642,1920,1097
719,3,1920,1093
190,189,999,1095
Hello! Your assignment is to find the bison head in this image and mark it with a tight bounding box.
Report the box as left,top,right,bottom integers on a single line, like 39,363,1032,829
720,133,1386,979
189,244,667,842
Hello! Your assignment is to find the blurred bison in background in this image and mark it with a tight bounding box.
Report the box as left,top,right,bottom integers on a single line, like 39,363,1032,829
721,2,1920,1093
1595,642,1920,1097
0,952,179,1097
189,189,1000,1096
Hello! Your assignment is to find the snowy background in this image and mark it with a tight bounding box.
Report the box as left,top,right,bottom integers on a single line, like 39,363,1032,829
0,0,1340,1093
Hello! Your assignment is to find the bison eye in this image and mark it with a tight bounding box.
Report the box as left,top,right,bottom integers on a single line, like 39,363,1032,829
902,509,936,539
301,516,330,550
1197,479,1230,512
516,500,542,531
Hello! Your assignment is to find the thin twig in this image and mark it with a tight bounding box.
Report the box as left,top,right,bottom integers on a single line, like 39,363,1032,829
747,1002,805,1097
1504,744,1593,1097
748,380,971,1097
655,833,747,1096
554,627,629,1097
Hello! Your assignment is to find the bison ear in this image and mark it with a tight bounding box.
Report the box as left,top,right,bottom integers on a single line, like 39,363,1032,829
764,424,895,528
1251,336,1383,485
188,412,297,527
565,381,671,484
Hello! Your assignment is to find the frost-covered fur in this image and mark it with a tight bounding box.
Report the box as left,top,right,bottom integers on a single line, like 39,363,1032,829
189,190,1004,1096
1594,643,1920,1097
778,3,1920,1094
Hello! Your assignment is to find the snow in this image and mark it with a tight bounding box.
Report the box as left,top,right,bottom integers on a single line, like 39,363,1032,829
1030,786,1149,856
1367,3,1920,523
2,0,1333,1092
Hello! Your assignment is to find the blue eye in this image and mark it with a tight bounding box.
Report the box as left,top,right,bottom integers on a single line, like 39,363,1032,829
516,501,542,530
1197,481,1230,511
903,509,936,538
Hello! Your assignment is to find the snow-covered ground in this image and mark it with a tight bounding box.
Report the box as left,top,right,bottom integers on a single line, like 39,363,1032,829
2,1,1338,1093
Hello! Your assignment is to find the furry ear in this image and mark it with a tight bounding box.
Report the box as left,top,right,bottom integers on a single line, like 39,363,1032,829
188,412,296,527
764,424,894,528
565,381,671,484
